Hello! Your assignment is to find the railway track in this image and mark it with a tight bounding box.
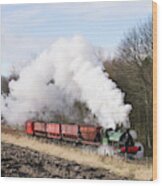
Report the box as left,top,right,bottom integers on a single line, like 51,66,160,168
2,125,99,156
2,125,150,164
27,133,99,155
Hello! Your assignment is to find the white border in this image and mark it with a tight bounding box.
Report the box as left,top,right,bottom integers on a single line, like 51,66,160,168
0,0,141,4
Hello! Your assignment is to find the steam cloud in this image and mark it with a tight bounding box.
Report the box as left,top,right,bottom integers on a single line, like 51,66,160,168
1,36,132,129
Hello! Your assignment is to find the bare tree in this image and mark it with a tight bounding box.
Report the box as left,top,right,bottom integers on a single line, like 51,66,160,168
117,18,153,155
104,18,153,156
118,18,152,65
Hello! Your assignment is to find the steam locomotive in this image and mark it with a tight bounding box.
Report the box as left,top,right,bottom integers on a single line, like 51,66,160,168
25,121,143,159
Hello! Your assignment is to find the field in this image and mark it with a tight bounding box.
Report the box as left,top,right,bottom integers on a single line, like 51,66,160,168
1,126,153,180
2,142,126,179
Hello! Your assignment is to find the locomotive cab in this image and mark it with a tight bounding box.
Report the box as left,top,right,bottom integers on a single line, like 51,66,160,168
102,128,123,146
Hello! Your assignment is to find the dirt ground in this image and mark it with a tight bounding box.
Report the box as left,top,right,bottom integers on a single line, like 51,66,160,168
1,142,126,179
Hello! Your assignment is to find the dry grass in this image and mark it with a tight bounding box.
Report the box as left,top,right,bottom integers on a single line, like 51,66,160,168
1,131,152,180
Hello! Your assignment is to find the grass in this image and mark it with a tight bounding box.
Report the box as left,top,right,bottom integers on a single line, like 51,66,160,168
1,129,152,180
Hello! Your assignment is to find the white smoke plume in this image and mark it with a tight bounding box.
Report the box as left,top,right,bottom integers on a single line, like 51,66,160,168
1,36,132,129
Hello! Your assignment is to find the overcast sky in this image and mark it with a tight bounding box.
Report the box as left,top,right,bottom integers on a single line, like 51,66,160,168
1,0,152,75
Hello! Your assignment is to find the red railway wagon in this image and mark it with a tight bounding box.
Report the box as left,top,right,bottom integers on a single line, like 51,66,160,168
46,123,61,139
61,124,79,141
79,125,102,146
25,120,34,135
33,122,46,137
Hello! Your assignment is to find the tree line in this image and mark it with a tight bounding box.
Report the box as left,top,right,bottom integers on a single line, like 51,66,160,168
104,18,153,156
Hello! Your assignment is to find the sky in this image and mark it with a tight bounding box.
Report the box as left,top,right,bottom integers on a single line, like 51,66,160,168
1,0,152,76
